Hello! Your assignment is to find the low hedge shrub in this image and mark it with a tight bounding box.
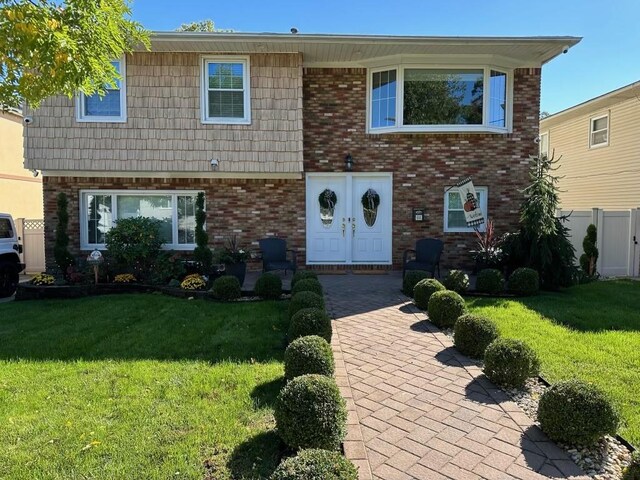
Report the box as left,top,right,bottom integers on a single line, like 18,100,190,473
254,272,283,300
476,268,505,295
538,379,620,445
402,270,430,297
483,338,540,388
427,290,466,329
443,269,470,294
289,308,332,343
291,270,318,288
211,275,241,300
413,278,446,310
453,314,499,359
291,278,323,296
623,452,640,480
269,449,358,480
508,267,540,296
274,374,347,450
288,291,325,319
284,335,335,380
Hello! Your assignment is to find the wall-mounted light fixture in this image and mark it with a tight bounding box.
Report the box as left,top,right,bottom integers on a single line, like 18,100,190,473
344,153,354,172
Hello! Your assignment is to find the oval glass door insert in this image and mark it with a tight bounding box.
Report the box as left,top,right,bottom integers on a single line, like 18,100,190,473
362,188,380,227
318,188,337,228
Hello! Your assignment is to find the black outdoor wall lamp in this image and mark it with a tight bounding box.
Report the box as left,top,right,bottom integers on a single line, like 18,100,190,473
344,153,354,172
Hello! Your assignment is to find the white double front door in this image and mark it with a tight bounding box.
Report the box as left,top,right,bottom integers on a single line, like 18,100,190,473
306,173,393,265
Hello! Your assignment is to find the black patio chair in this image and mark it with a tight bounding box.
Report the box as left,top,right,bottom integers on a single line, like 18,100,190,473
258,238,297,275
402,238,444,279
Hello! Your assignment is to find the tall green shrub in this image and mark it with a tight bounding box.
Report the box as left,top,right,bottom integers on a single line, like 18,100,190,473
105,217,163,281
502,154,576,289
579,224,598,277
53,192,75,274
192,192,213,270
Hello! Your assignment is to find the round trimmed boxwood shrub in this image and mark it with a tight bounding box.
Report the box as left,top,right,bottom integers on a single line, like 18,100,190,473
289,291,325,319
413,278,445,310
254,272,283,300
291,270,318,288
623,452,640,480
289,308,332,343
285,335,335,380
291,278,323,296
476,268,505,295
453,314,499,359
211,275,241,301
270,449,358,480
443,269,470,294
402,270,431,297
483,338,540,388
508,267,540,296
538,380,620,445
427,290,466,329
274,374,347,450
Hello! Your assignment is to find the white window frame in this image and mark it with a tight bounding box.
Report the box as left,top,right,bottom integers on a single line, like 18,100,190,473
444,186,488,233
589,113,609,148
366,65,513,134
79,190,202,251
76,57,127,123
539,131,549,159
201,55,251,125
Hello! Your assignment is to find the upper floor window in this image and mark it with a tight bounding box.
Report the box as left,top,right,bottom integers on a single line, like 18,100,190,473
368,65,510,134
201,56,251,124
589,114,608,148
77,59,126,122
539,132,549,159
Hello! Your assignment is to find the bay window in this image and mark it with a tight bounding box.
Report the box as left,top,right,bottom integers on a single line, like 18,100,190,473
81,191,200,250
368,65,511,133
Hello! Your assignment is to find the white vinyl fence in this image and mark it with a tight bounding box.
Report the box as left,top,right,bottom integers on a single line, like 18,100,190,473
14,218,46,274
559,208,640,277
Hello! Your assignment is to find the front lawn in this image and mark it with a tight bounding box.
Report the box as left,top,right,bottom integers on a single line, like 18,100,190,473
0,294,288,479
467,280,640,447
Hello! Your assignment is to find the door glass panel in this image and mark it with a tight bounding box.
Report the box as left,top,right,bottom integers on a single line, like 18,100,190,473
318,188,337,228
362,188,380,227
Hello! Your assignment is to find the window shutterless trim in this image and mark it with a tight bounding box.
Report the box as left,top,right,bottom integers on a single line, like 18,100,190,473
79,189,203,251
76,57,127,123
366,64,513,134
200,55,251,125
443,186,489,233
588,113,609,149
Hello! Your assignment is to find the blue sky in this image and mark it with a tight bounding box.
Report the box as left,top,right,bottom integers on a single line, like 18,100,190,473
130,0,640,114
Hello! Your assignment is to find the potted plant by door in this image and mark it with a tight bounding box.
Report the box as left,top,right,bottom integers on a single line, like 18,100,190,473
470,219,504,273
215,236,250,287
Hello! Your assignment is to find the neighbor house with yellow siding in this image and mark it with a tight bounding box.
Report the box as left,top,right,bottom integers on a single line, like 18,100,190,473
540,81,640,210
0,109,43,219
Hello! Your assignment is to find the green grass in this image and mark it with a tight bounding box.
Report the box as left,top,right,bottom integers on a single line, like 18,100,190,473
467,280,640,447
0,294,289,480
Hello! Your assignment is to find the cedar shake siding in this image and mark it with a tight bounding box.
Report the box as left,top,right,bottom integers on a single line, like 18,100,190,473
41,66,540,271
25,52,303,174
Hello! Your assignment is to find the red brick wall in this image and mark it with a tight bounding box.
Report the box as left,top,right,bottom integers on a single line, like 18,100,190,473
43,67,541,271
303,67,541,268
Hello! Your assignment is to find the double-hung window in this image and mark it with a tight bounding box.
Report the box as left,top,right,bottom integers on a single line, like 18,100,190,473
80,191,200,250
589,114,609,148
539,132,549,159
201,56,250,124
77,59,126,122
444,187,488,233
368,66,511,133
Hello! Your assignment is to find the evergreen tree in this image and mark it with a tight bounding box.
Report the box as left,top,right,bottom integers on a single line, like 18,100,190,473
53,192,75,275
193,192,213,270
579,224,598,277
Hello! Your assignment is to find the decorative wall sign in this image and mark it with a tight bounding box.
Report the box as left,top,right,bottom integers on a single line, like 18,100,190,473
361,188,380,227
318,188,337,227
454,177,485,227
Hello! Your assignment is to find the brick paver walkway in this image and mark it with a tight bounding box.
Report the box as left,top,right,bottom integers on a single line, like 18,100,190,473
321,274,587,480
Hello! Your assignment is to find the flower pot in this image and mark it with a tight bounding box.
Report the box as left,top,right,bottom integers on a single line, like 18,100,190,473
223,262,246,287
